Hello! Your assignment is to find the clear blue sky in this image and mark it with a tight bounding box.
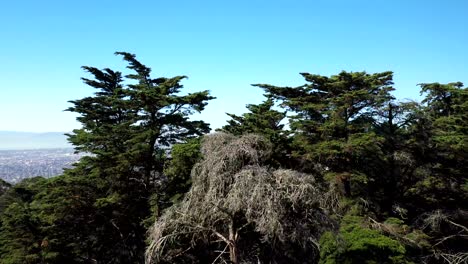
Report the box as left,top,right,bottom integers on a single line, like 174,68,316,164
1,0,467,132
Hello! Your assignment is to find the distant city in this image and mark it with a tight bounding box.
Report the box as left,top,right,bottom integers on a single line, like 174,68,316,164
0,131,83,183
0,148,85,183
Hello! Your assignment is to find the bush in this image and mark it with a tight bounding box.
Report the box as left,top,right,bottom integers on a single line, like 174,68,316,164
319,215,411,264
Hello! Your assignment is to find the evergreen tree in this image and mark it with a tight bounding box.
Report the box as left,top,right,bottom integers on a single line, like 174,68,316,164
219,99,291,167
372,101,421,214
63,52,214,263
255,71,394,195
398,83,468,214
0,177,51,264
160,137,202,208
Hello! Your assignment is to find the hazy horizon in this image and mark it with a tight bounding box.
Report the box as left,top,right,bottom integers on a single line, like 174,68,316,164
0,131,71,150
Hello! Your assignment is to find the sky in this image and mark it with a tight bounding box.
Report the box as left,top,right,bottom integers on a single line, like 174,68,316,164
0,0,467,133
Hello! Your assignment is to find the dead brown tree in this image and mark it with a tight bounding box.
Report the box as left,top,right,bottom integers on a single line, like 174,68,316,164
146,133,333,264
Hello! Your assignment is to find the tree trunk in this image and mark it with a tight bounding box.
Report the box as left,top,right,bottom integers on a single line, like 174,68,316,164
229,244,238,264
228,221,238,264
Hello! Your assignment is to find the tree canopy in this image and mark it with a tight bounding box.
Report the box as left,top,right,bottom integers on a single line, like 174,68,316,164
0,61,466,264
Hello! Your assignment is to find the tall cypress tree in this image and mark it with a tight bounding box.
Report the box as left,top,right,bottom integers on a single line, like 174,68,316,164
255,71,394,195
63,52,215,263
404,82,468,212
219,99,291,167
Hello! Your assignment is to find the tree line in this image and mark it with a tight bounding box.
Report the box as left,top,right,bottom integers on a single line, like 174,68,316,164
0,53,466,263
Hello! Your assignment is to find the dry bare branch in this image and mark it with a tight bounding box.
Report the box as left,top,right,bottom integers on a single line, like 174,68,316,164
146,133,332,263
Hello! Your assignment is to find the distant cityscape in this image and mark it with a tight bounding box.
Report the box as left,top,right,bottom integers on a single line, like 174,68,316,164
0,148,85,183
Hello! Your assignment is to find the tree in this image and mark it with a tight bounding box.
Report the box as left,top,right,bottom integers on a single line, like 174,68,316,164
371,101,422,214
160,137,203,208
0,179,11,215
147,133,333,264
0,177,51,264
67,52,214,187
319,215,410,264
1,60,466,264
219,98,291,167
399,83,467,214
419,82,467,155
61,52,215,263
255,71,394,196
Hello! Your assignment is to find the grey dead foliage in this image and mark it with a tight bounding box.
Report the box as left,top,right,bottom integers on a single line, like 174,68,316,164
420,210,468,264
146,133,332,263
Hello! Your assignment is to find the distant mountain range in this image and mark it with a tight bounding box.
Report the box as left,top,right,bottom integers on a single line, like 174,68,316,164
0,131,71,150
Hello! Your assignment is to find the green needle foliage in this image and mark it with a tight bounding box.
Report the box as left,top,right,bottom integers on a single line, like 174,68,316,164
219,98,292,167
255,71,394,193
64,52,214,263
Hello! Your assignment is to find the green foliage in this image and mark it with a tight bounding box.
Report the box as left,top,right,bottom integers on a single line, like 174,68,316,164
0,66,466,263
400,83,468,215
420,82,468,154
253,75,467,262
162,137,202,206
319,215,409,264
219,99,291,167
63,52,214,263
256,71,394,184
0,177,54,264
220,99,286,136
